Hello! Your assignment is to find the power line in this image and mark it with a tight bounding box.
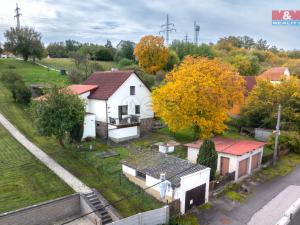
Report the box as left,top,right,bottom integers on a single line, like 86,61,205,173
61,152,218,225
14,3,22,29
159,14,176,45
183,33,190,43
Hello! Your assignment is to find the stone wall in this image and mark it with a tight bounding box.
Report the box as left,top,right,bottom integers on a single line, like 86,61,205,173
140,118,153,134
96,121,108,138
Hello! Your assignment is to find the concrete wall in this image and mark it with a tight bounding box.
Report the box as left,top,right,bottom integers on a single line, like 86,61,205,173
107,73,154,120
0,194,81,225
108,206,169,225
179,168,210,214
255,128,273,141
108,126,139,142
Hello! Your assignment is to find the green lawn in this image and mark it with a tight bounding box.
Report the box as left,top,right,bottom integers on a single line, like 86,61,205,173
0,81,162,217
0,59,68,85
37,58,117,72
0,124,73,213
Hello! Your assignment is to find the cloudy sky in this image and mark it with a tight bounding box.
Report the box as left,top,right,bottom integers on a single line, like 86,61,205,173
0,0,299,49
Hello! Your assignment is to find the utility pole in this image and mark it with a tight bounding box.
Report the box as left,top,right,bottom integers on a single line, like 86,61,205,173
183,33,190,43
159,14,176,45
273,104,282,165
14,3,22,29
194,21,200,45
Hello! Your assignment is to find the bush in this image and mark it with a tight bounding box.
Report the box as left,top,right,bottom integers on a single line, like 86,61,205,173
90,62,104,73
266,131,300,153
164,50,179,71
14,84,32,105
68,68,84,84
117,58,133,68
95,47,114,61
140,73,155,88
0,70,31,105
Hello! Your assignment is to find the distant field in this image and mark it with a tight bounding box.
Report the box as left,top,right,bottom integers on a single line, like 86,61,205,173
0,58,68,85
38,58,117,72
0,123,73,213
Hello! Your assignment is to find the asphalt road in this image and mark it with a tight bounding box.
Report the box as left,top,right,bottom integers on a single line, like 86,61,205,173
198,166,300,225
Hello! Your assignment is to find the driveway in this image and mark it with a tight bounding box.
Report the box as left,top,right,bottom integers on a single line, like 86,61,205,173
197,165,300,225
0,113,91,194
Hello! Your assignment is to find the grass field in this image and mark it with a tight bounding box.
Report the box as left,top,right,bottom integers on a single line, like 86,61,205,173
37,58,117,72
0,123,73,213
0,59,68,85
0,79,162,217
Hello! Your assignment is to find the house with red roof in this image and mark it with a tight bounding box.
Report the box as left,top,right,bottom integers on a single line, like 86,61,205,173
184,137,266,180
258,67,290,84
66,70,154,142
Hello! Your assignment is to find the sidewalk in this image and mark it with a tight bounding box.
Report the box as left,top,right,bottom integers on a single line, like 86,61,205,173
0,113,91,194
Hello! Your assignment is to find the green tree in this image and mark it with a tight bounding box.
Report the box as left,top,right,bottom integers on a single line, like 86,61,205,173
164,50,180,71
227,54,260,76
115,41,135,61
197,139,218,180
266,131,300,154
65,39,81,52
47,42,68,58
31,86,85,147
4,27,44,61
255,39,269,50
95,47,114,61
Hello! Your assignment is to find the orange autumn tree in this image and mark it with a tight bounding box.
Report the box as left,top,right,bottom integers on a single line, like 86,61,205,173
152,56,245,139
134,35,169,74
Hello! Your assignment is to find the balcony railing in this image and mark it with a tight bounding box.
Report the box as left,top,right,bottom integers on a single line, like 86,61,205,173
109,115,140,126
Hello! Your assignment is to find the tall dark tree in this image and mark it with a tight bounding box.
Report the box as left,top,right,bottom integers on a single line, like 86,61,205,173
65,39,81,52
4,27,44,61
115,41,135,61
197,139,218,180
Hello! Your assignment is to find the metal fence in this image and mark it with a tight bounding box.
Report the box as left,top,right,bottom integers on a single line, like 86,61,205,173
107,206,169,225
210,172,236,191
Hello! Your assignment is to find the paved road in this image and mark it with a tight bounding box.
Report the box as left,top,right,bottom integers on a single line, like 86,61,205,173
0,113,91,194
248,185,300,225
199,165,300,225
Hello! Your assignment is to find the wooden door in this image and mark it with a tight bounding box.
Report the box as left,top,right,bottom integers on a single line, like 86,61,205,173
220,157,230,176
251,153,261,171
185,184,206,212
238,158,249,178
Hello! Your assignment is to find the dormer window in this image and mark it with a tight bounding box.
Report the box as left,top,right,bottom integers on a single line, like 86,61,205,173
130,86,135,95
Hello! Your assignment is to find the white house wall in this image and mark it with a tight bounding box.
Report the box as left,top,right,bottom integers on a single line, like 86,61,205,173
146,175,173,198
187,147,199,163
122,165,136,176
179,168,210,214
88,99,107,122
107,73,154,120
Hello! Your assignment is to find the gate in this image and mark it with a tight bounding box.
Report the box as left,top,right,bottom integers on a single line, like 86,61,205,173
185,184,206,212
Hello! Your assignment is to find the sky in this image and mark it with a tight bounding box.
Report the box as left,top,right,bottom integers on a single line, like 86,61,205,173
0,0,299,49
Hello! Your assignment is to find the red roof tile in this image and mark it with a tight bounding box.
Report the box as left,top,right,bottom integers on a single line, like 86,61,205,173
67,85,98,95
83,70,134,100
259,67,288,81
243,76,257,95
184,137,265,156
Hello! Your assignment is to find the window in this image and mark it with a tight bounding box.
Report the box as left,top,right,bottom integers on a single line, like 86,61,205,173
130,86,135,95
135,105,140,114
118,105,128,116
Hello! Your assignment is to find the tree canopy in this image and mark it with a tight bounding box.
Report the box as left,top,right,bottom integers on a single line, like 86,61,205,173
31,87,85,146
152,56,245,138
240,77,300,131
134,35,169,74
4,27,44,61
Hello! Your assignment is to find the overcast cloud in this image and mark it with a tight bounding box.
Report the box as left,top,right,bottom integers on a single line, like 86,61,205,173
0,0,299,49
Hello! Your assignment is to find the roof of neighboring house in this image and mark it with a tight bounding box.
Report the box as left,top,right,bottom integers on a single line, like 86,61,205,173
67,84,98,95
243,76,257,94
83,70,134,100
184,137,266,156
259,67,288,81
122,151,207,187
